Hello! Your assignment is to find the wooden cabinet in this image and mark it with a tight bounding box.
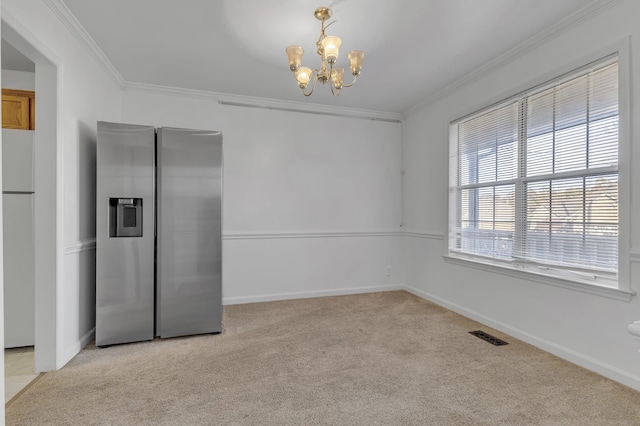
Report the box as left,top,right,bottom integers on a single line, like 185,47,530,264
2,89,35,130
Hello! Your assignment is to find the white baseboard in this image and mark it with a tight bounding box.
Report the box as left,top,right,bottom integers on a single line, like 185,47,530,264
80,327,96,348
61,327,95,368
403,285,640,392
223,284,405,305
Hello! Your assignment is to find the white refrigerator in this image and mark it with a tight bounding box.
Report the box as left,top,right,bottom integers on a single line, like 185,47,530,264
2,128,35,348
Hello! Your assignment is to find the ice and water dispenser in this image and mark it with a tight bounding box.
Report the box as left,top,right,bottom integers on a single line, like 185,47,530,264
109,197,143,237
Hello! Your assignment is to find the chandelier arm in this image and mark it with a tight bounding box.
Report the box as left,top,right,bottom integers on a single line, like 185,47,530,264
340,74,358,88
301,69,320,96
329,83,341,97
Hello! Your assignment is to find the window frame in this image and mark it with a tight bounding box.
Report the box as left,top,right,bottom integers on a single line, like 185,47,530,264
445,45,634,301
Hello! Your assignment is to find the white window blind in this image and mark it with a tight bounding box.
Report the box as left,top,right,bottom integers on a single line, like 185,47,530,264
449,56,619,278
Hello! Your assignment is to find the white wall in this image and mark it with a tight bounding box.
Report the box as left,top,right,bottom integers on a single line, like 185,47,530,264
122,89,404,303
402,0,640,390
1,69,33,90
2,0,122,370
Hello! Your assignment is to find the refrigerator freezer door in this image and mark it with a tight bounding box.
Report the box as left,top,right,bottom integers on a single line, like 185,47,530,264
96,121,156,346
157,127,223,338
2,129,35,192
3,193,35,348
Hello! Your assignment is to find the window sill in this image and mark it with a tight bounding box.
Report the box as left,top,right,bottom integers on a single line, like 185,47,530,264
442,253,636,302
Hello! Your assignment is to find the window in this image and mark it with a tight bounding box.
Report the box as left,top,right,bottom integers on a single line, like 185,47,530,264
448,56,619,286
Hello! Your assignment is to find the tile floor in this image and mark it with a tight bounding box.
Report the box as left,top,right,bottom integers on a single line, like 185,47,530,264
5,347,39,403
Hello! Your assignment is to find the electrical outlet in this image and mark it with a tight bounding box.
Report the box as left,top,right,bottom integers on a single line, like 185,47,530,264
386,265,392,277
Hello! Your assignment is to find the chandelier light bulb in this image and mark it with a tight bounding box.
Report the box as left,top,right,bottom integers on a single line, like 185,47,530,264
321,36,341,64
295,67,312,88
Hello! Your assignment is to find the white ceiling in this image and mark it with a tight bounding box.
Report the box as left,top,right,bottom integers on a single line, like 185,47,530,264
60,0,597,114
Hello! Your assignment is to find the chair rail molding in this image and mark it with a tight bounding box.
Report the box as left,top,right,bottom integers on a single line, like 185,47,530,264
223,229,403,240
401,229,445,240
64,238,96,255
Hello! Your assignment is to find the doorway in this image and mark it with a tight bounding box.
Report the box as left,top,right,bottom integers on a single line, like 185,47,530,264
1,38,37,401
2,18,59,385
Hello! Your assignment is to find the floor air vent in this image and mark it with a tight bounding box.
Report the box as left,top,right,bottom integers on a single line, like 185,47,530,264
469,330,509,346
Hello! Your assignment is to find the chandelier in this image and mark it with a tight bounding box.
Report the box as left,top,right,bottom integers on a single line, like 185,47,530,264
285,7,365,97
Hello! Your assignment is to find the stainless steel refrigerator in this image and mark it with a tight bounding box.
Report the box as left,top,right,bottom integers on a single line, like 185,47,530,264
96,121,223,347
2,129,36,348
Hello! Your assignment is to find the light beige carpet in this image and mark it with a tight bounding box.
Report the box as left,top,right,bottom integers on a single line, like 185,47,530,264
7,291,640,425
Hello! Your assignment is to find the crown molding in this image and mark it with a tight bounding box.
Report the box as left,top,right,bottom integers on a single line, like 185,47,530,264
403,0,624,117
124,81,403,123
43,0,125,89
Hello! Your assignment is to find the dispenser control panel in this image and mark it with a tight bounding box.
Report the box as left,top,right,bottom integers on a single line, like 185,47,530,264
109,197,143,237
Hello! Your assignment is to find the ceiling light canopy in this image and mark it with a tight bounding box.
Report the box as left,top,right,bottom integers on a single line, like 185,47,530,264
286,7,364,97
